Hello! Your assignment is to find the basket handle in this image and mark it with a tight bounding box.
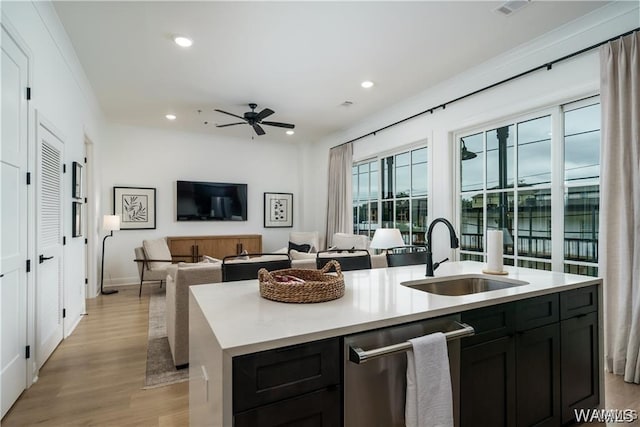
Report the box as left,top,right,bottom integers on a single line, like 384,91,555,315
320,259,343,276
258,268,273,283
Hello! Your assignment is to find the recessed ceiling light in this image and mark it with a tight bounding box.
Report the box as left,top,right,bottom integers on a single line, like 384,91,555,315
165,114,177,120
286,130,295,135
361,80,374,89
173,36,193,48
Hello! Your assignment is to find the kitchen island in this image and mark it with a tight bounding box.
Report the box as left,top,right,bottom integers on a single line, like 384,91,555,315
189,261,603,426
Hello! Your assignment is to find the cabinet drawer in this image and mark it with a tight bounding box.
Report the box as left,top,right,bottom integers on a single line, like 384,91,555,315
461,303,515,347
515,293,559,331
233,338,341,413
234,386,341,427
560,285,598,320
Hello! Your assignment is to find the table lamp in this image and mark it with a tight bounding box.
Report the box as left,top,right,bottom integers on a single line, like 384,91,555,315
369,228,405,254
101,215,121,295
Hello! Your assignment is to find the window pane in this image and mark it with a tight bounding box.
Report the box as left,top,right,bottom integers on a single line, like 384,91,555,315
565,185,599,263
565,103,600,136
461,193,484,252
353,202,370,235
487,125,514,189
518,116,551,186
412,162,427,196
352,166,358,200
381,157,393,199
517,189,552,259
396,152,410,166
381,200,393,228
411,197,428,245
565,131,600,185
486,191,515,255
358,171,369,200
412,147,427,164
518,259,551,270
395,165,410,198
504,257,515,267
461,253,484,262
461,133,483,192
370,168,378,200
564,264,598,277
395,200,410,244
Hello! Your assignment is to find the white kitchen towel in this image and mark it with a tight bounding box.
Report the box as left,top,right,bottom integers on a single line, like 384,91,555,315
405,332,454,427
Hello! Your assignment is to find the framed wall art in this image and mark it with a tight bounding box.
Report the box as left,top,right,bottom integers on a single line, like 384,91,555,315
72,161,83,199
72,201,82,237
113,186,156,230
264,192,293,228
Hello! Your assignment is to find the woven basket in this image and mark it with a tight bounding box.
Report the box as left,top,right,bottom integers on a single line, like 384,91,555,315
258,260,345,303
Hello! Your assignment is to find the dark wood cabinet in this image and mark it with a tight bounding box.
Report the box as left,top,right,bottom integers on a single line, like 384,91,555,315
516,323,561,427
234,387,341,427
232,337,342,427
461,335,516,427
461,289,596,427
560,287,599,424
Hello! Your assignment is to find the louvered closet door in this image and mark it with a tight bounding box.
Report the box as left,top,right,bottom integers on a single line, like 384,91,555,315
35,122,64,369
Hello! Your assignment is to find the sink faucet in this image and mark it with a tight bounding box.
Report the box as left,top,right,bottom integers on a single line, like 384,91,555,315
425,218,460,277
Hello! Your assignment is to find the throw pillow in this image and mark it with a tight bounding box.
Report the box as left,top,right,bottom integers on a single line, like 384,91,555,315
288,241,311,253
203,255,222,263
289,249,316,260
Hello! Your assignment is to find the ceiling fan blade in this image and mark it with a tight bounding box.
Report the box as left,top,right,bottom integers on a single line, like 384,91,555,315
252,124,266,136
214,109,245,120
261,121,295,129
255,108,274,122
215,122,245,128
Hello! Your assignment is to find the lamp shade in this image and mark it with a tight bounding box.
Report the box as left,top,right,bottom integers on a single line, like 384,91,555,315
369,228,405,249
103,215,121,232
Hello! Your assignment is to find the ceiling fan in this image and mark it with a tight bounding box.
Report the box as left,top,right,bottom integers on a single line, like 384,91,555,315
214,103,295,136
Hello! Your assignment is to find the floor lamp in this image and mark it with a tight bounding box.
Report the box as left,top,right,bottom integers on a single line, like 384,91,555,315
101,215,120,295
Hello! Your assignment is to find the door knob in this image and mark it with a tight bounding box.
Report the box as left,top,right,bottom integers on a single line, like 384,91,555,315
39,254,54,264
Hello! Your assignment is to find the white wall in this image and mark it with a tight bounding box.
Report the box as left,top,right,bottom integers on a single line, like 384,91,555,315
302,1,639,262
101,124,302,285
2,1,107,380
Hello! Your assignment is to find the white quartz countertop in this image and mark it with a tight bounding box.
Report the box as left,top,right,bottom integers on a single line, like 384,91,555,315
189,261,601,356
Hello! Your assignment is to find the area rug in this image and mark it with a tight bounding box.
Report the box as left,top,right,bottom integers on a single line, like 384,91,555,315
144,288,189,389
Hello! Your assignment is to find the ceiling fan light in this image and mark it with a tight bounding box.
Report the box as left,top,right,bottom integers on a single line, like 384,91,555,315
173,36,193,48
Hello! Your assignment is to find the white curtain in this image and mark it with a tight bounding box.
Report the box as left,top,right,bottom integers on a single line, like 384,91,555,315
599,32,640,383
326,143,353,247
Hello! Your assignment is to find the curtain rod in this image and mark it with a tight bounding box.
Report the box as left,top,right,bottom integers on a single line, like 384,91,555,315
335,27,639,149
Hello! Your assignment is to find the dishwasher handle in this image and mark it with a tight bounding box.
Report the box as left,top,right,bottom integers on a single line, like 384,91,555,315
348,321,475,364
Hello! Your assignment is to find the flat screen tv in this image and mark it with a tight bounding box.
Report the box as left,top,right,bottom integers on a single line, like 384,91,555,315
176,180,247,221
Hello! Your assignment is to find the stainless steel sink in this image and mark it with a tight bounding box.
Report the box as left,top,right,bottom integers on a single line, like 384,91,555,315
403,275,528,296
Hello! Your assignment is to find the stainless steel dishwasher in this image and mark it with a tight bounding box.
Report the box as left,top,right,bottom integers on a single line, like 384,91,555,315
344,315,474,427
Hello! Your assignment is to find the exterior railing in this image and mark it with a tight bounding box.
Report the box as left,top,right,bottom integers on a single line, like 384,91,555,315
460,233,598,262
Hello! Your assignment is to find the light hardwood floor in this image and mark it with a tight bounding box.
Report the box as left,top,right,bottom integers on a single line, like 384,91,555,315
2,285,188,427
2,285,639,426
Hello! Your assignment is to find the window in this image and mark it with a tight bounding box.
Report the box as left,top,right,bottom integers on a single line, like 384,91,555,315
353,146,428,244
457,97,600,276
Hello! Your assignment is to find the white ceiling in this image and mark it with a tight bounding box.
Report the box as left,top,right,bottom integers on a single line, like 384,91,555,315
53,1,609,142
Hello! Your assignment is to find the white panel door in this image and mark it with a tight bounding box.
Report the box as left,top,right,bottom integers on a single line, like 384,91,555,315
1,24,29,418
35,123,64,370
